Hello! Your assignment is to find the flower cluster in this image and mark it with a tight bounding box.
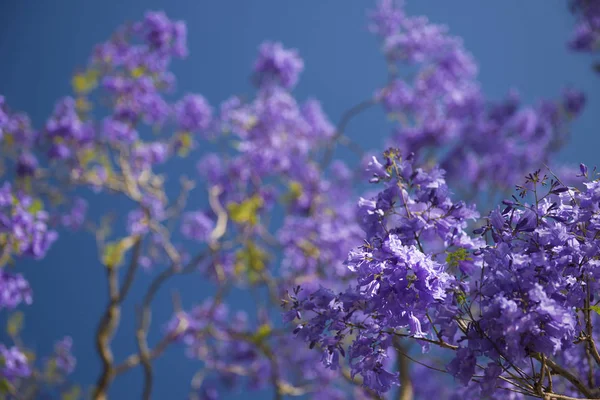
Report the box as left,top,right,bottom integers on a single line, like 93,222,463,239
254,41,304,89
287,150,481,392
0,345,30,381
444,168,600,393
0,3,595,400
0,182,57,262
165,300,360,398
290,156,600,399
568,0,600,72
0,271,32,310
52,336,76,375
370,0,585,194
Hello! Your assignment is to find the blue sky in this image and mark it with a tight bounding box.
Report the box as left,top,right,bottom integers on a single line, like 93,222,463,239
0,1,598,398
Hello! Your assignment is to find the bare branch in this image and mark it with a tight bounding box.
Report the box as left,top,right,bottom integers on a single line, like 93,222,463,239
320,98,377,168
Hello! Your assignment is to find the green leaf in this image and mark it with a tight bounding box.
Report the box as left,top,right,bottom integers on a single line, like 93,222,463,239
455,290,467,306
28,199,44,215
61,385,81,400
251,324,272,344
75,97,92,113
6,311,24,338
234,241,268,282
78,148,96,167
102,243,123,268
102,236,136,268
590,305,600,315
281,181,304,204
227,195,263,226
72,69,98,94
177,132,193,157
130,66,146,78
0,379,14,395
298,240,320,259
23,350,35,363
44,359,59,381
446,248,472,269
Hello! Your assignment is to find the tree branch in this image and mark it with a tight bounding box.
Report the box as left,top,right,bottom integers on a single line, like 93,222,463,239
532,354,597,399
134,250,209,399
393,338,414,400
93,236,142,400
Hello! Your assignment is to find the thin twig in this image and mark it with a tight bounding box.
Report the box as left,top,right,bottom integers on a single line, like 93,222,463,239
531,354,596,399
321,98,377,168
134,251,209,399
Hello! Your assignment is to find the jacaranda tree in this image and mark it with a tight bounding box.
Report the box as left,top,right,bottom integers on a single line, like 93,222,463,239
0,1,597,399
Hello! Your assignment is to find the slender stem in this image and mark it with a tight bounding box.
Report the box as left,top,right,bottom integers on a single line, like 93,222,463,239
542,393,600,400
585,279,600,368
134,251,209,399
321,98,377,168
387,331,458,350
531,354,596,399
114,336,172,375
393,338,414,400
136,305,153,400
341,367,382,399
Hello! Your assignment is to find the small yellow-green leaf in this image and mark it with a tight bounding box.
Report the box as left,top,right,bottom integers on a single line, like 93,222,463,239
28,199,44,215
446,248,472,269
23,350,35,363
590,305,600,315
289,181,302,198
251,323,272,344
44,358,59,381
6,311,24,338
234,241,268,280
455,290,467,306
281,181,303,204
75,97,92,113
130,66,145,78
102,243,122,268
61,385,81,400
102,236,137,268
0,379,14,394
72,70,98,94
177,132,193,157
78,149,96,168
227,196,263,226
3,134,14,147
298,240,320,259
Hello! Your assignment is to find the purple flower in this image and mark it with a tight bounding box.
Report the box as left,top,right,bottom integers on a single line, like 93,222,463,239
102,117,138,143
254,41,304,89
0,345,30,380
197,153,225,185
301,99,334,138
61,198,88,230
563,88,586,115
447,347,476,386
181,211,214,242
53,336,76,375
175,94,213,133
127,209,149,235
132,142,168,171
16,153,38,177
135,11,188,58
0,271,32,310
569,22,599,51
